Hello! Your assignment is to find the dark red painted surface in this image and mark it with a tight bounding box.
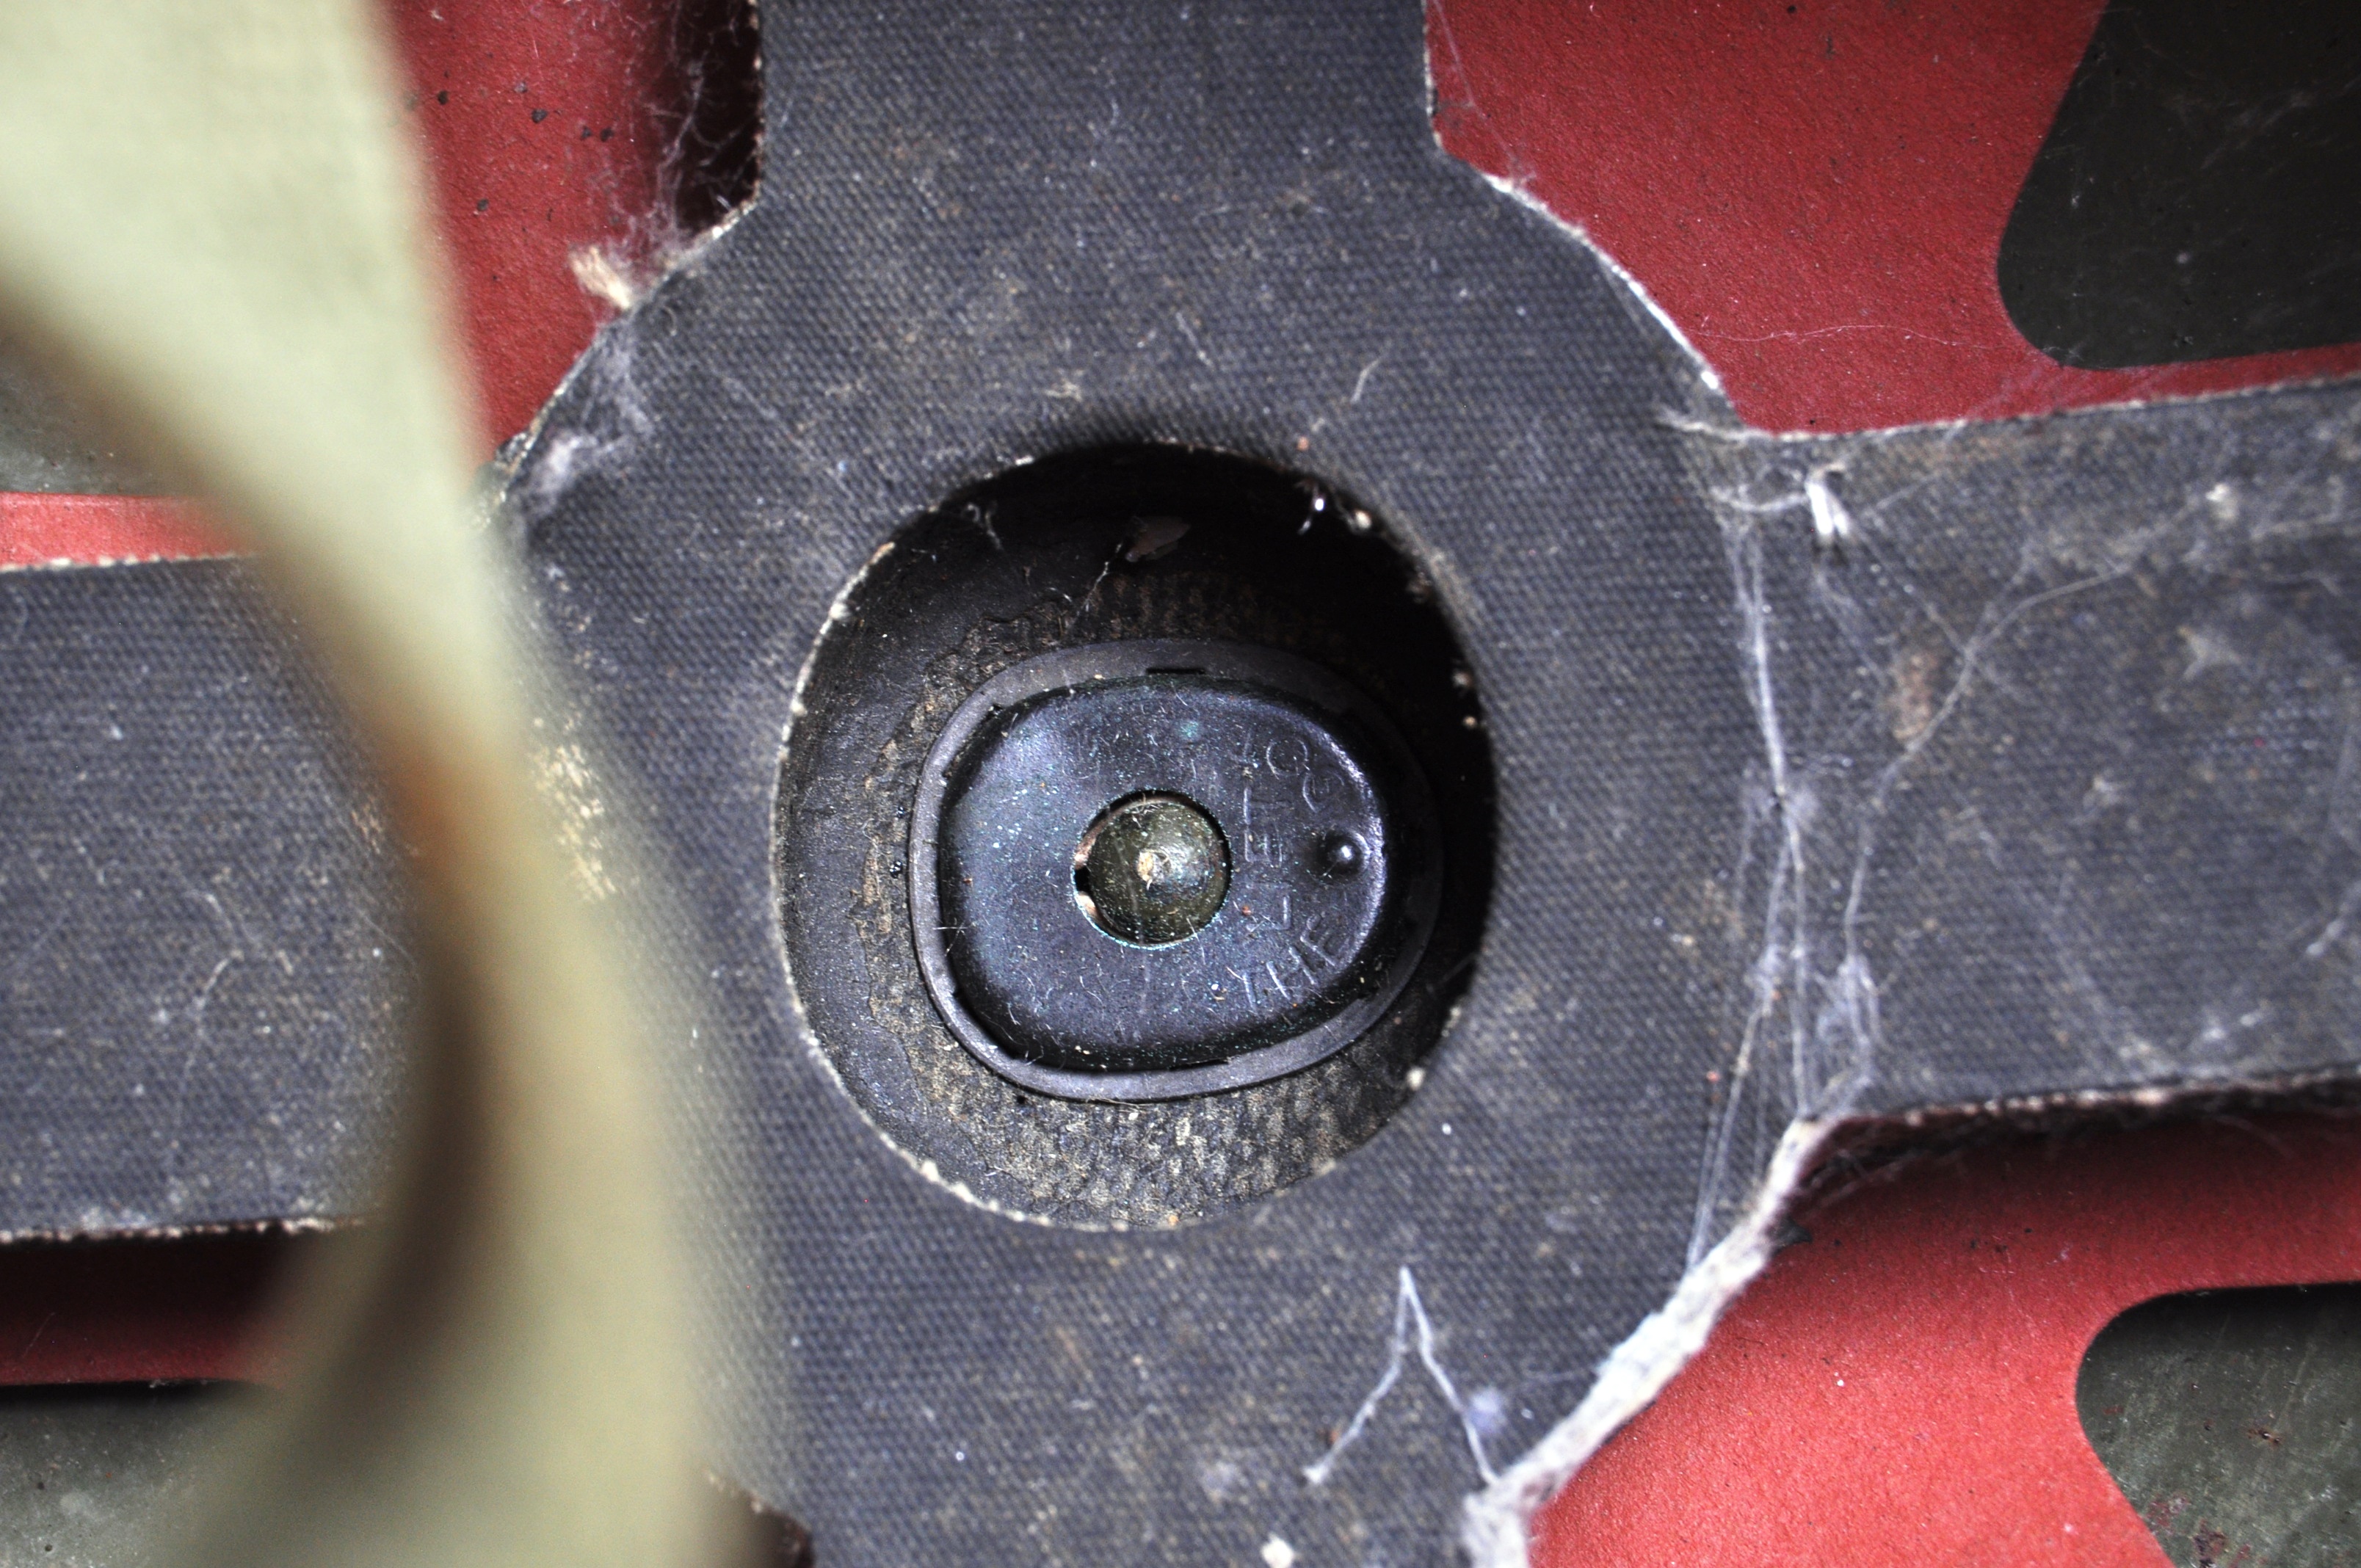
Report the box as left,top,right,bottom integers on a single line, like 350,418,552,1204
389,0,759,451
0,1230,309,1388
1533,1114,2361,1566
389,0,664,454
0,493,233,569
1429,0,2361,433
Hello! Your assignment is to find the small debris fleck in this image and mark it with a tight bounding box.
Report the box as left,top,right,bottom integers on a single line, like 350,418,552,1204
1803,463,1852,552
1123,515,1190,562
531,107,549,123
1261,1538,1298,1568
2205,480,2238,525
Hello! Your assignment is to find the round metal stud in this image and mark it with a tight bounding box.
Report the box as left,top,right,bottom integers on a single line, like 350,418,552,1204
1075,793,1230,946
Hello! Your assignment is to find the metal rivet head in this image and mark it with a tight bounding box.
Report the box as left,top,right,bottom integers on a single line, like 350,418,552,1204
1316,831,1366,879
1076,793,1230,946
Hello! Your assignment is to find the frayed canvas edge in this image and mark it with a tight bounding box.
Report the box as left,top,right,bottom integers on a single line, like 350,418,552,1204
1419,1,1724,413
1457,1117,1836,1568
0,1213,355,1247
1468,172,1731,413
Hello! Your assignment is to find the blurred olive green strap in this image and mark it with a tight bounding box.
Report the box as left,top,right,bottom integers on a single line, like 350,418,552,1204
0,5,708,1567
